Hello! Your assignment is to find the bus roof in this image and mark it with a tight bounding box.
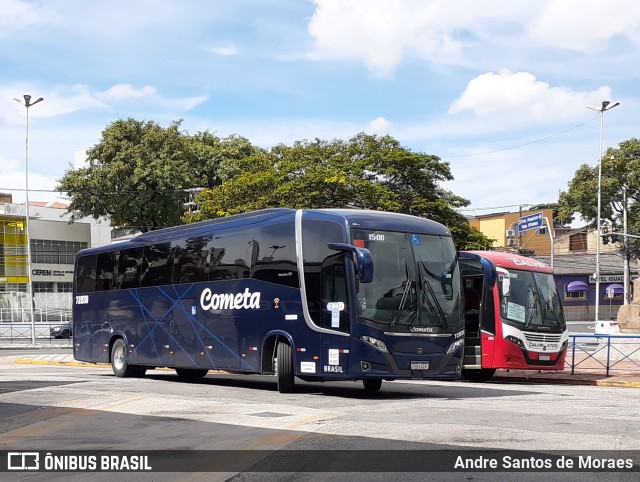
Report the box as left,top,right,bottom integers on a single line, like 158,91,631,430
79,208,451,257
461,250,553,274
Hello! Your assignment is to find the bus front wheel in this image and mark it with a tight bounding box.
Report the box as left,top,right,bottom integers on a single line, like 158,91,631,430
276,342,295,393
362,379,382,391
461,368,496,383
111,339,138,378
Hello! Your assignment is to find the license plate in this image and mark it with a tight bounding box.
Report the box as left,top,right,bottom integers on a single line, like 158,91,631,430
539,354,550,361
411,361,430,370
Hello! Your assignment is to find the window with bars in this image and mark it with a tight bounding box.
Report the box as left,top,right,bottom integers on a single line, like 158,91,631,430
30,240,88,264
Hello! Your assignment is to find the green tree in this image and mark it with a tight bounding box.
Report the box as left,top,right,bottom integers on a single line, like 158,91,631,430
558,137,640,256
56,118,260,232
188,133,493,249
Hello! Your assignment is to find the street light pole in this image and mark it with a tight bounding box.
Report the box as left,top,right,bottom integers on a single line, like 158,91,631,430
586,100,619,333
13,94,44,344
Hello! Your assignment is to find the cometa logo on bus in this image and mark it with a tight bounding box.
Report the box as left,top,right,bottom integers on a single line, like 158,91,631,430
200,287,261,311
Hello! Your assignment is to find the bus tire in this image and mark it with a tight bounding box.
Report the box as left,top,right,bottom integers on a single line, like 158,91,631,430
461,368,496,383
111,339,137,378
363,379,382,391
175,368,209,378
276,341,295,393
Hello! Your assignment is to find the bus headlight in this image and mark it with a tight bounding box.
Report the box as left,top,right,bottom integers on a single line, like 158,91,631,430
360,336,389,354
505,335,525,349
446,338,464,355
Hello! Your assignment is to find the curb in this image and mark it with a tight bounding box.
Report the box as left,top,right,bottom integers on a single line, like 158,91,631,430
493,375,640,388
13,359,640,387
14,358,105,368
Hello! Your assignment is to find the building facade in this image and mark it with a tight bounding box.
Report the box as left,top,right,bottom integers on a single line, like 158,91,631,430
0,195,111,321
468,210,635,322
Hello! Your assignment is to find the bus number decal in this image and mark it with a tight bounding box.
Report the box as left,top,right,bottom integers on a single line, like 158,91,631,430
200,287,261,311
75,295,89,305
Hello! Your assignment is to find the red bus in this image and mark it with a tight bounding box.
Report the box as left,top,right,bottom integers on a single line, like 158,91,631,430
459,251,568,382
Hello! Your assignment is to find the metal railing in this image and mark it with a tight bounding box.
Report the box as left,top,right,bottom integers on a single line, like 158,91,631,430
0,307,72,323
0,322,73,343
568,334,640,375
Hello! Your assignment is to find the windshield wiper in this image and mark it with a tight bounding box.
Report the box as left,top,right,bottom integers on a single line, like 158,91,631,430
418,262,448,328
524,284,539,329
390,277,413,327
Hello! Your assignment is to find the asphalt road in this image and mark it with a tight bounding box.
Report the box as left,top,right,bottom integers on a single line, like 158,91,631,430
1,356,638,481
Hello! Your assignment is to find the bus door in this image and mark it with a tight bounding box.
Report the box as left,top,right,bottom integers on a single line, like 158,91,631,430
320,254,351,378
479,283,498,368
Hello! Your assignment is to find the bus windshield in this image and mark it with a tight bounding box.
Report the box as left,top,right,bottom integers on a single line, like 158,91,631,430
499,269,565,329
352,229,462,329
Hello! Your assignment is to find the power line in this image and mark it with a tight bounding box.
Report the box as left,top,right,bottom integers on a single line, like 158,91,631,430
443,117,597,158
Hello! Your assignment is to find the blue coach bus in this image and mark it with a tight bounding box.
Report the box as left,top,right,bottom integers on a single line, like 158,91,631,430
73,208,465,392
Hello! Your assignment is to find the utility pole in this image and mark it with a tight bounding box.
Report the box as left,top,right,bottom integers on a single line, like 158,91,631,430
623,186,629,305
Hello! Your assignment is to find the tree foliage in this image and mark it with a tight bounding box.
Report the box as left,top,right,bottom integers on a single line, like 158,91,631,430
558,137,640,256
186,133,493,249
56,118,259,231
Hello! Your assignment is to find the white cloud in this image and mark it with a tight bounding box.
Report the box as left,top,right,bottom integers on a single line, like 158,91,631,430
96,84,158,101
209,46,239,56
307,0,640,75
526,0,640,52
448,70,612,121
366,116,392,134
0,0,62,31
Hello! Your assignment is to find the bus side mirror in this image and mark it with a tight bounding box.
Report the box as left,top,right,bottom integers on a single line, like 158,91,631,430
496,267,511,296
328,243,373,283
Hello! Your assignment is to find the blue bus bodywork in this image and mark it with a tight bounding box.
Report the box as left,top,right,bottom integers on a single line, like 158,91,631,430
73,209,464,392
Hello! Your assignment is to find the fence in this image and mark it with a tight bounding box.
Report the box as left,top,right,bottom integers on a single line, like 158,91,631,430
568,334,640,375
0,322,73,343
0,307,72,323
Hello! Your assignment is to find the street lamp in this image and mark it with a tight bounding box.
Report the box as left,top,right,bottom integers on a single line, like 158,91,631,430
586,100,619,333
13,94,44,344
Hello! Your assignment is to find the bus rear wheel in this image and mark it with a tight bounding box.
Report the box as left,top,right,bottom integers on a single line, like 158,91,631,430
461,368,496,383
111,339,138,378
276,341,295,393
362,379,382,391
175,368,209,378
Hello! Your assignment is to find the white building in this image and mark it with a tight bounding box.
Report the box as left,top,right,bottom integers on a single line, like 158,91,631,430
0,193,111,321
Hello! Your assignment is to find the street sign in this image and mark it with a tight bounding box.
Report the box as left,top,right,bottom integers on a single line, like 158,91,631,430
518,212,543,232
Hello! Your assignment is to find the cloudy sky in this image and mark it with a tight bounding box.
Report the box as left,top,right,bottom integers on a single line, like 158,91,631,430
1,0,639,217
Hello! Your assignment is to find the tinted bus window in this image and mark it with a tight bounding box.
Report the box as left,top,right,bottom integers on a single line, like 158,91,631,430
140,243,174,287
117,247,143,290
173,235,213,284
95,251,120,291
302,220,348,331
210,232,250,281
76,254,97,294
250,222,298,288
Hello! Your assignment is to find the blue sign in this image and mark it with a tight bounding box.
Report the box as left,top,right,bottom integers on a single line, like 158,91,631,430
518,212,543,232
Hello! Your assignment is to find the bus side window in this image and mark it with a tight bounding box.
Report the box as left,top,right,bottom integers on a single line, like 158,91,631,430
95,251,119,291
140,243,174,287
482,288,496,335
117,247,143,290
172,235,212,284
209,232,249,280
76,254,97,294
250,222,299,288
